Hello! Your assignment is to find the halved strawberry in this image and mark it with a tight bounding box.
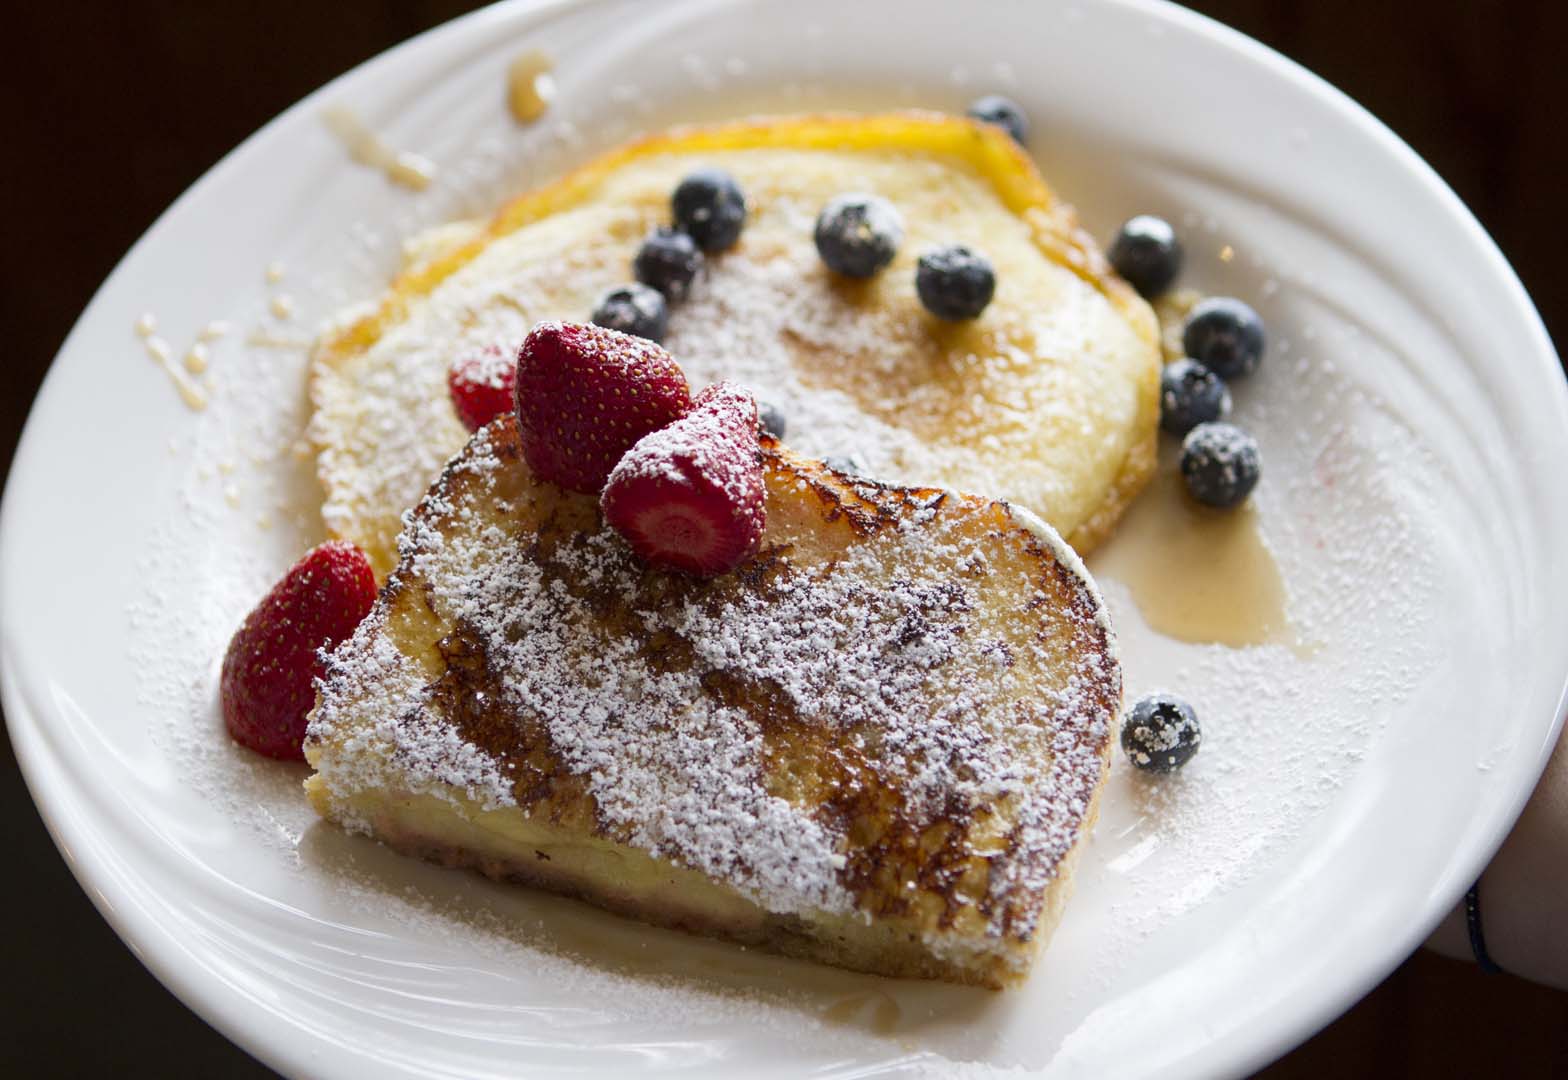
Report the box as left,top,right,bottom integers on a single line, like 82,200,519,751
514,321,692,494
447,343,517,433
600,382,766,577
219,541,377,761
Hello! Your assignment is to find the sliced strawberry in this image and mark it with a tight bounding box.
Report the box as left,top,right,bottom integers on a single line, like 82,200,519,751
601,382,766,577
514,321,692,494
219,541,377,761
447,343,518,433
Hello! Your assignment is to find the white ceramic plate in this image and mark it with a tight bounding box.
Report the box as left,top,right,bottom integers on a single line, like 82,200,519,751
5,1,1565,1076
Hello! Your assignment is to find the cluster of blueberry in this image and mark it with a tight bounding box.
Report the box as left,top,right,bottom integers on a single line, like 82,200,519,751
808,94,1040,326
586,96,1035,466
1108,214,1266,513
812,193,998,323
590,167,750,344
1106,219,1274,773
587,170,797,441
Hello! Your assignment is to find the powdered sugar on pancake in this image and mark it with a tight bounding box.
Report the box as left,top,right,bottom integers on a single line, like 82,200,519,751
309,137,1156,574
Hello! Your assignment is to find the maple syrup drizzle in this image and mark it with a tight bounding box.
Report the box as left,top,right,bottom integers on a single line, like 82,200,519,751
823,990,902,1034
321,106,435,191
1090,454,1301,652
507,50,556,124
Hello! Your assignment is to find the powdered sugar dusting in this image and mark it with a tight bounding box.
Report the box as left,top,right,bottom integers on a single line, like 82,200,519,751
310,618,516,820
666,248,973,486
312,138,1154,572
606,382,758,500
463,340,515,389
311,428,1117,932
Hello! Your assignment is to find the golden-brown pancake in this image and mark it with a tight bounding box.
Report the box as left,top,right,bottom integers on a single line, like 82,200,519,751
309,112,1160,577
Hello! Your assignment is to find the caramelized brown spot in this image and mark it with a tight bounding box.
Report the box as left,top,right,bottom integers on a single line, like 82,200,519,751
395,418,1118,938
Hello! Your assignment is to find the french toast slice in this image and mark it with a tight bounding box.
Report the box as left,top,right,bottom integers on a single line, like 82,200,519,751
304,416,1121,988
310,112,1161,578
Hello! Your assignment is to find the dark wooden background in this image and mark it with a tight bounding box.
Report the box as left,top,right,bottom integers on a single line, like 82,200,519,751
3,2,1564,1076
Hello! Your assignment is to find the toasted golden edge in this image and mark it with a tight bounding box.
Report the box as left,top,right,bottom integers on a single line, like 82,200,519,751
308,111,1160,559
305,781,1038,989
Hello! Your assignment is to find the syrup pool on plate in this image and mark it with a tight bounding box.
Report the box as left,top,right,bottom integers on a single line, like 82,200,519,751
1089,450,1301,652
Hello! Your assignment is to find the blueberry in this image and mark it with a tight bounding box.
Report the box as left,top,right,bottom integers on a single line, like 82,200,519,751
966,94,1030,146
590,283,669,343
1121,693,1201,773
758,401,787,440
1182,297,1265,379
1159,358,1231,436
814,194,903,279
633,226,704,301
671,168,747,253
915,246,996,321
1180,421,1261,509
1108,215,1183,299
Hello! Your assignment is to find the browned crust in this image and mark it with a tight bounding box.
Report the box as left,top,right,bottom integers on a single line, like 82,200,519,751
364,803,1015,988
317,416,1120,961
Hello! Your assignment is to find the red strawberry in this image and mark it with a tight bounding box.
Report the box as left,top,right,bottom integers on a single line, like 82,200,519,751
601,382,767,577
219,541,377,761
514,321,692,494
447,343,517,433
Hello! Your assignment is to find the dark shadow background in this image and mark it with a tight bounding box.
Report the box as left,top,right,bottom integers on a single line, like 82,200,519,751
3,2,1564,1076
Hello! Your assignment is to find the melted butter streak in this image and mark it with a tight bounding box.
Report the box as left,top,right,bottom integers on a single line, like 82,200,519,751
143,335,208,411
1089,458,1308,654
